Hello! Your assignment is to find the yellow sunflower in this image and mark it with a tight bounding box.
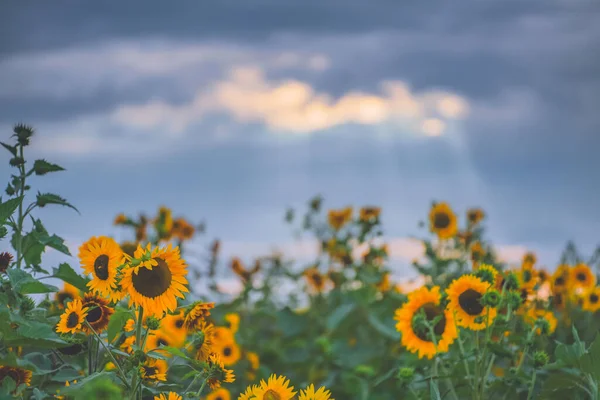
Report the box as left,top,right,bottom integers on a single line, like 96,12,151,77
524,308,557,335
154,393,182,400
537,269,550,284
81,292,113,334
56,299,88,334
212,338,241,366
224,313,240,334
120,241,138,258
113,213,128,225
183,301,215,329
155,206,174,240
519,267,538,290
304,267,326,293
206,354,235,390
212,327,235,344
466,208,485,226
55,282,81,309
189,321,215,362
359,206,381,223
582,287,600,312
162,310,187,341
551,292,566,312
0,365,32,388
299,384,334,400
247,351,260,371
470,242,485,265
140,358,167,382
252,374,296,400
446,275,496,331
522,252,537,269
476,264,498,286
171,218,195,241
206,388,230,400
124,319,136,332
146,330,182,355
429,202,457,239
394,286,457,359
78,236,124,298
571,263,596,291
120,336,137,354
551,265,571,294
238,386,256,400
377,272,391,292
120,243,189,317
327,207,353,230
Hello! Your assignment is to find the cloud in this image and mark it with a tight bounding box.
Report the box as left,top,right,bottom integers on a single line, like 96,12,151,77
112,65,470,135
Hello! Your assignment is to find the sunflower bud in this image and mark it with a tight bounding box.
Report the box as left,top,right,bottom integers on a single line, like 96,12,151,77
533,351,549,368
482,290,501,307
504,273,520,291
535,318,551,336
397,367,415,383
20,296,35,314
316,336,332,355
506,291,522,309
9,157,25,167
354,364,375,377
13,124,34,146
146,317,161,331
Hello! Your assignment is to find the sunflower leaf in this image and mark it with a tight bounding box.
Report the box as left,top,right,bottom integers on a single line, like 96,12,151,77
33,231,71,256
0,196,22,224
107,309,132,344
7,268,58,294
52,263,88,292
327,303,356,332
35,192,80,214
0,142,17,156
29,159,65,176
367,313,400,340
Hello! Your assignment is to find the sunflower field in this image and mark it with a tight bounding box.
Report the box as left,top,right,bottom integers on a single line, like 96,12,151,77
1,125,600,400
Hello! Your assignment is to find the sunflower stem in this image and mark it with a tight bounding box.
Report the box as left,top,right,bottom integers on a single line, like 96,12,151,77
83,320,129,388
15,144,25,269
526,370,537,400
87,335,93,375
195,378,208,396
456,326,472,387
184,375,199,393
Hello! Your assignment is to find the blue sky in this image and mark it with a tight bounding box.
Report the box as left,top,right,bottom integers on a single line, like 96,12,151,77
1,0,599,282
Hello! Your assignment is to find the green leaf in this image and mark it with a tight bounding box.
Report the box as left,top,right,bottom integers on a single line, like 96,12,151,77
21,232,45,267
163,346,191,359
35,192,79,214
107,309,132,344
0,196,22,224
374,367,397,386
30,159,65,176
0,142,17,156
7,268,58,294
367,313,400,340
327,303,356,332
52,263,88,292
580,334,600,381
430,379,442,400
34,232,71,255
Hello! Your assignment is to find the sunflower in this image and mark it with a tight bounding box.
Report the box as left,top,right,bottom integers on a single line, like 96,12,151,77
78,236,124,298
124,319,136,332
56,299,88,334
146,330,181,355
190,322,215,362
155,206,174,240
377,272,391,292
81,292,113,334
571,263,596,291
206,354,235,389
394,286,457,359
55,282,81,309
224,313,240,334
212,338,241,366
551,265,571,294
475,264,498,286
470,242,485,265
466,208,485,226
238,386,256,400
522,252,537,267
120,336,137,354
231,258,259,282
519,267,538,290
524,308,557,335
429,202,457,239
120,241,138,258
140,358,167,382
113,213,128,225
162,310,187,339
299,384,334,400
212,327,235,344
327,207,353,230
582,287,600,312
446,275,497,331
246,351,260,371
172,218,195,241
551,292,566,312
251,374,296,400
0,365,32,388
537,269,550,284
206,388,231,400
359,206,381,223
154,393,182,400
183,301,215,329
120,243,189,317
304,267,326,293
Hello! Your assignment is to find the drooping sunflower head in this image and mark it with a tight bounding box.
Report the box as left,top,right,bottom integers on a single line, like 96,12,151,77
206,387,231,400
81,292,113,334
56,299,88,334
113,213,128,225
327,207,353,230
298,384,334,400
189,321,215,362
470,242,485,264
466,208,485,226
582,287,600,313
522,252,537,268
446,275,496,331
551,265,572,294
183,301,215,329
429,202,458,239
252,374,297,400
571,263,596,290
0,365,32,390
224,313,240,334
155,206,174,240
55,282,81,309
359,206,381,223
304,267,326,293
212,338,241,366
206,353,235,390
140,358,167,382
394,286,457,359
121,244,189,317
0,251,14,273
78,236,125,299
153,392,183,400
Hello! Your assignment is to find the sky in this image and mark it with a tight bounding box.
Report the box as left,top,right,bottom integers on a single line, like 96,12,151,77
1,1,599,285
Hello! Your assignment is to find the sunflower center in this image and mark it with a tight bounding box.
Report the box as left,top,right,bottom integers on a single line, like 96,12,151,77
433,212,450,229
131,258,173,298
216,396,223,400
458,289,484,316
263,389,282,400
143,366,157,377
555,277,565,286
223,346,232,357
591,294,599,304
175,319,184,329
577,272,587,282
312,273,323,287
57,292,74,305
94,255,110,280
5,369,22,385
85,304,103,323
158,338,169,347
413,303,446,342
66,312,80,328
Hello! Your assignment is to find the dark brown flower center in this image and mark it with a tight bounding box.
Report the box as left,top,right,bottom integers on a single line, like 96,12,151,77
590,294,599,304
414,303,446,342
94,255,110,280
57,292,74,305
312,273,323,287
66,312,80,328
458,289,484,316
143,366,157,377
433,212,450,229
131,258,172,298
555,277,565,286
175,319,184,329
157,338,169,347
223,346,232,357
577,272,587,282
264,389,281,400
85,303,103,323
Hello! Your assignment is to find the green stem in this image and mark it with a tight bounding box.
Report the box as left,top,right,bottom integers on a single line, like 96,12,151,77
15,145,25,269
456,329,472,384
87,336,93,375
83,321,129,388
526,371,537,400
409,386,420,399
130,306,145,400
196,378,208,397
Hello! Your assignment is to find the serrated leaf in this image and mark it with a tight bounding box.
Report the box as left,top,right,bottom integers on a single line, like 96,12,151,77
52,263,88,292
107,309,132,344
580,334,600,381
34,232,71,255
7,268,58,294
21,232,45,267
0,142,17,156
0,196,22,224
367,313,400,340
327,303,356,332
35,192,79,214
30,159,65,176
